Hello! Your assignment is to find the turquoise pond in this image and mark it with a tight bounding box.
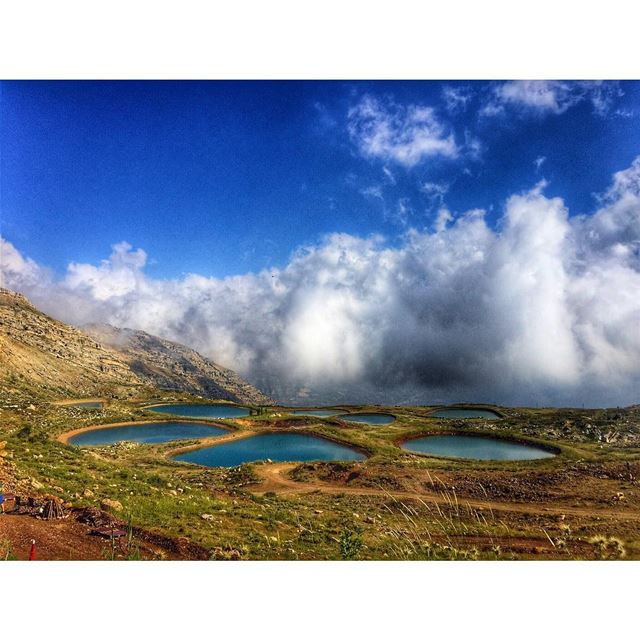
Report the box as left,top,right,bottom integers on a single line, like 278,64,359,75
337,413,395,425
68,421,228,446
173,432,365,467
430,408,501,419
68,402,103,410
401,435,555,461
147,403,250,419
290,409,341,417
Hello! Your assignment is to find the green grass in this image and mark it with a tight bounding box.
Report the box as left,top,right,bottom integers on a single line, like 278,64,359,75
1,388,639,559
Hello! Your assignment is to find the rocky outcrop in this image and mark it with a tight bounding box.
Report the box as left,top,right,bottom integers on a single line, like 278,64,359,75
0,288,272,405
83,323,273,405
0,288,142,398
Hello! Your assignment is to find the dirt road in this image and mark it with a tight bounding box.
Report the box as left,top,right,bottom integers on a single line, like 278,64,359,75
252,462,640,522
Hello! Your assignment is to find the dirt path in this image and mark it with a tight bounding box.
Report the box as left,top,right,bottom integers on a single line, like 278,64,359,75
252,463,640,522
167,429,257,458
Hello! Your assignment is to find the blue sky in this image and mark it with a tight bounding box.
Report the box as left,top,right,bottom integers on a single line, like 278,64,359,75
2,80,639,280
2,81,640,406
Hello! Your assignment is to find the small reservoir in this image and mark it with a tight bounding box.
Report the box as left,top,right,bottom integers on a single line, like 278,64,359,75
68,401,103,410
68,421,228,446
401,434,555,461
173,432,365,467
147,403,250,419
337,413,396,426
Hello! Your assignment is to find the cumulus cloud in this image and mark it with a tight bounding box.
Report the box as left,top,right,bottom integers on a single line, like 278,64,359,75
2,158,640,407
348,95,458,168
482,81,622,117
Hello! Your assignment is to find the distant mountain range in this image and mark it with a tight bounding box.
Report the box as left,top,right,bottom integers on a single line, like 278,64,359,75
0,287,272,405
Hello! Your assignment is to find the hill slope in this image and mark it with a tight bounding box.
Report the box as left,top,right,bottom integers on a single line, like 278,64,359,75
0,288,272,405
0,288,142,399
83,323,273,405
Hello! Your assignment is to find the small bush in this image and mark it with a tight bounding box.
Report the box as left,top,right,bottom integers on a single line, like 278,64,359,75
339,526,364,560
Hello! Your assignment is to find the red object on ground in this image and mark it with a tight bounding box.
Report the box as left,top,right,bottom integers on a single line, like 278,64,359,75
29,539,36,560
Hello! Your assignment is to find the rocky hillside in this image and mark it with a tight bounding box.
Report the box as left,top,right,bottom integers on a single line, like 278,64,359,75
83,323,273,405
0,288,142,399
0,288,272,405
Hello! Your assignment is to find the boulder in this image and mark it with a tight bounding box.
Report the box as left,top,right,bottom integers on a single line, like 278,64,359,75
100,498,123,512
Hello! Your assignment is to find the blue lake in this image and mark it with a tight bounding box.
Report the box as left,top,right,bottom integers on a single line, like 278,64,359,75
68,421,228,446
337,413,396,425
147,403,250,419
430,408,501,419
173,432,365,467
291,409,341,417
402,435,555,461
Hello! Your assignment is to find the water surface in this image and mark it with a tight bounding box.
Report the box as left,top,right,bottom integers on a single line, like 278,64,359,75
68,401,103,410
173,432,365,467
68,421,228,446
430,408,501,420
337,413,395,425
402,435,555,460
147,403,250,419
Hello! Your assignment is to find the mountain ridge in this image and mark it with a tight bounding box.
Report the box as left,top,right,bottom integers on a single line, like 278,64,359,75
83,322,273,405
0,287,272,405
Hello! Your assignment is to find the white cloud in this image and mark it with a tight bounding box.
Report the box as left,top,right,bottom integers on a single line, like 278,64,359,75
0,239,45,289
382,166,396,185
482,81,622,117
360,185,384,201
534,156,546,172
421,181,449,202
2,157,640,407
393,197,413,227
434,207,454,232
442,85,473,113
348,95,458,168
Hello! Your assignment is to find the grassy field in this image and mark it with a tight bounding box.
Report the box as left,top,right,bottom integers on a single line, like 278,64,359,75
1,382,639,560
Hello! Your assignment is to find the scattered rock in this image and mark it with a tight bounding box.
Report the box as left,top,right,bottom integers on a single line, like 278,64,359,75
100,498,123,512
83,488,94,497
201,514,215,521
